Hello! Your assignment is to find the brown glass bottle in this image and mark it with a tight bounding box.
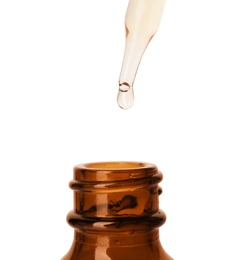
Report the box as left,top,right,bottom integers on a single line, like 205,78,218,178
62,161,173,260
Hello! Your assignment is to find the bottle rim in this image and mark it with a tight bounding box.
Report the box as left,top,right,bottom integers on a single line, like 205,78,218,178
73,161,160,182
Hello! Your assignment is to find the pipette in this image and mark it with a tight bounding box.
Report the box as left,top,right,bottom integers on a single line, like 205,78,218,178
117,0,166,109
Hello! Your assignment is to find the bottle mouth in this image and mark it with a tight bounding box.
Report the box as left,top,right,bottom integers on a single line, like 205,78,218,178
73,161,160,182
83,161,149,170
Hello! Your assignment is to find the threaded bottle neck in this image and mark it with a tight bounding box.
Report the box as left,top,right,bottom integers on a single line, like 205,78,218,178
69,161,163,218
63,162,173,260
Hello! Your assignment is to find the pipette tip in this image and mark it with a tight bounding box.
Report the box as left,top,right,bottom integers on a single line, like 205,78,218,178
117,83,134,110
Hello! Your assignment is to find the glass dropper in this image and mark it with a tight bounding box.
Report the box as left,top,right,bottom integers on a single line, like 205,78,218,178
117,0,166,109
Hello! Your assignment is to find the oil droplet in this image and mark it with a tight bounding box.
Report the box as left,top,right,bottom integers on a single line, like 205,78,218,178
117,83,134,110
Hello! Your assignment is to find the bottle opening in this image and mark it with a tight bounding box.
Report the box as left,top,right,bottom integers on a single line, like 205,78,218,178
74,161,160,182
83,161,147,170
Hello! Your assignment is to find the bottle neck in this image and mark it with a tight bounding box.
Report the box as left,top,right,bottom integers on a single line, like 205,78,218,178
70,161,163,219
66,161,167,249
63,162,173,260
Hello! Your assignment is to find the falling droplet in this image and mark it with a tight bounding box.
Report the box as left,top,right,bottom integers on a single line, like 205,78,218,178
117,83,134,109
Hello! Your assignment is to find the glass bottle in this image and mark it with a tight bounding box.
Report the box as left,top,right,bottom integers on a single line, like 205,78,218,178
62,161,173,260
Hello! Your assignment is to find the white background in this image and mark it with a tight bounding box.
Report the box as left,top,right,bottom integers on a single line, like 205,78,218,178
0,0,244,259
